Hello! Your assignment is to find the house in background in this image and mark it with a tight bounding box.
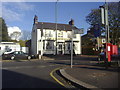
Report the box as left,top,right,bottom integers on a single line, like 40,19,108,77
31,15,82,56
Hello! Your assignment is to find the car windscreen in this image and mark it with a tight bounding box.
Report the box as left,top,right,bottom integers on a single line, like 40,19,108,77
9,52,15,54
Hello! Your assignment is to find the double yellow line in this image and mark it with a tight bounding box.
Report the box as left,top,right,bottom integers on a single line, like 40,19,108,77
50,67,65,87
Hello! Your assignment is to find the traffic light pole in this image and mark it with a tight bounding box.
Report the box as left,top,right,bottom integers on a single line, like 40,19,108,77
105,1,110,68
105,1,110,59
100,0,110,68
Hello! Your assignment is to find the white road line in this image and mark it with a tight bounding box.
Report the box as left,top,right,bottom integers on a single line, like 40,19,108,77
37,66,46,68
49,65,56,66
2,66,32,70
2,65,57,70
2,68,8,69
2,64,60,70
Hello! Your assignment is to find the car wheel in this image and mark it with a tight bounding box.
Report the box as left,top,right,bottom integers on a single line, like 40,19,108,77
11,56,15,60
27,56,31,60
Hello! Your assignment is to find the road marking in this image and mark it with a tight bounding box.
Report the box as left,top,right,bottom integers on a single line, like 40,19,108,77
2,68,8,69
37,66,46,68
50,67,65,87
2,64,58,70
2,59,39,62
2,64,60,70
2,66,32,70
49,65,56,67
90,61,98,63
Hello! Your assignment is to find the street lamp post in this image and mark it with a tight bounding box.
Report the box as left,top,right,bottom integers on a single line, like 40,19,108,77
55,0,59,55
71,27,74,68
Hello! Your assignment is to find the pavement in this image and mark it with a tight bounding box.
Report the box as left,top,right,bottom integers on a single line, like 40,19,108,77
59,64,119,89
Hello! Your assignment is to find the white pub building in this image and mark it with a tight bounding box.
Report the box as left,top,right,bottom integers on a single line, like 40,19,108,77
31,15,83,56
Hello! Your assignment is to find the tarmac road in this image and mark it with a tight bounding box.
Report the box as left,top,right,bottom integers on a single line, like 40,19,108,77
2,60,66,88
2,56,99,89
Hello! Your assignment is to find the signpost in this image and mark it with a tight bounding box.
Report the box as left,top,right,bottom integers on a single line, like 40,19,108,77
69,19,84,68
93,24,101,51
73,28,84,34
71,28,84,68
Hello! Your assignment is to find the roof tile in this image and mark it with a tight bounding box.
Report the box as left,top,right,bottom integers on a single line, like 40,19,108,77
36,22,78,31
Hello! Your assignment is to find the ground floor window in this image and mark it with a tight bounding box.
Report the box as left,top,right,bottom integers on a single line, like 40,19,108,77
46,41,54,50
58,44,62,49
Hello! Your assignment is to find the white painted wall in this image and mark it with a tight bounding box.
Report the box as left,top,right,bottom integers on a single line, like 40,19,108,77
21,47,28,53
31,25,37,55
31,27,82,55
74,34,81,54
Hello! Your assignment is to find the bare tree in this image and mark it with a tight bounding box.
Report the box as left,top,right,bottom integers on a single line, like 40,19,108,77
20,30,31,40
10,31,21,41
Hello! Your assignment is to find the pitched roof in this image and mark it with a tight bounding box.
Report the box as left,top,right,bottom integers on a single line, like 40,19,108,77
35,22,78,31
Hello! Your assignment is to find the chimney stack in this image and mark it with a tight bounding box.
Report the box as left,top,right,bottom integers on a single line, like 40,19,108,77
34,15,38,24
69,19,74,26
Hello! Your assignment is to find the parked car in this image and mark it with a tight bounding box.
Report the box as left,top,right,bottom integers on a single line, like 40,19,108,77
2,51,31,60
111,48,120,61
99,48,120,61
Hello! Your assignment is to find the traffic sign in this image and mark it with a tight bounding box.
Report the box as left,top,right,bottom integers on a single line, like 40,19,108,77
73,28,84,34
94,24,101,37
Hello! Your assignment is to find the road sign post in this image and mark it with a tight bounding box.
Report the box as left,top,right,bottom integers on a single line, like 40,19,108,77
71,28,84,68
69,19,84,68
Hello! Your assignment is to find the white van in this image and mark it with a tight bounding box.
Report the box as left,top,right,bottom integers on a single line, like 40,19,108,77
0,42,20,55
